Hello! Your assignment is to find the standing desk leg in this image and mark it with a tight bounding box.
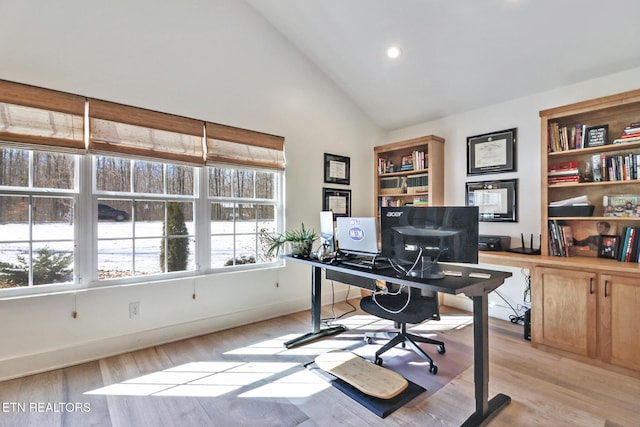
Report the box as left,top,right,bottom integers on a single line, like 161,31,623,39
283,265,347,349
461,293,511,427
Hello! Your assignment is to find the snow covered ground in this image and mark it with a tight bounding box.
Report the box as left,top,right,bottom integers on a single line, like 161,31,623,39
0,220,274,276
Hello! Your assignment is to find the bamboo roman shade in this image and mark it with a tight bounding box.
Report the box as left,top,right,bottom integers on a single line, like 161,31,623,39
205,122,285,170
0,80,85,152
88,99,205,165
0,80,285,170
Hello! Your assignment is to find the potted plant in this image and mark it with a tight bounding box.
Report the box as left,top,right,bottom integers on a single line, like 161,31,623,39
262,223,318,259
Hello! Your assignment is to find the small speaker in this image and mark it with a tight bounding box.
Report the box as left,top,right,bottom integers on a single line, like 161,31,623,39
524,308,531,341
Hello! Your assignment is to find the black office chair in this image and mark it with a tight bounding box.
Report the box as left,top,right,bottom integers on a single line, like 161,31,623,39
360,284,445,374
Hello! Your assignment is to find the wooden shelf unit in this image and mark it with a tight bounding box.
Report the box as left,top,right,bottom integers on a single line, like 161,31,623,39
373,135,444,217
535,88,640,375
541,89,640,258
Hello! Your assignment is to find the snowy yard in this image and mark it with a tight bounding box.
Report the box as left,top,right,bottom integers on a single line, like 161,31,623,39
0,220,275,280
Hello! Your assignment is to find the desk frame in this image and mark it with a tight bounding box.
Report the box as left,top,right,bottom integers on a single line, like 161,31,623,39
283,256,511,427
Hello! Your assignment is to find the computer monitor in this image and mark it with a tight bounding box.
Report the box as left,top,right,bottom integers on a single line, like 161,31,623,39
380,206,479,279
319,211,336,253
336,216,379,257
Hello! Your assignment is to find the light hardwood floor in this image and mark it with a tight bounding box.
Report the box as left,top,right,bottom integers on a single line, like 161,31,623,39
1,300,639,427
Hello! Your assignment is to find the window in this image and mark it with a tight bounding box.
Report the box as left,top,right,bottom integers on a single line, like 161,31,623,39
94,156,197,280
209,167,281,268
0,147,77,289
0,79,285,294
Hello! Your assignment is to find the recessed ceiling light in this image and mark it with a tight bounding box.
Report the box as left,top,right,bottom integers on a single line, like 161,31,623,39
386,46,402,59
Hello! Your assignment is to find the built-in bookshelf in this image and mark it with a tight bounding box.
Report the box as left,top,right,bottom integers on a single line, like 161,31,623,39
374,135,444,216
541,88,640,266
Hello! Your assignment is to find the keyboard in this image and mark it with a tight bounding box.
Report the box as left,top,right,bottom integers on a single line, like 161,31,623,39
339,256,389,270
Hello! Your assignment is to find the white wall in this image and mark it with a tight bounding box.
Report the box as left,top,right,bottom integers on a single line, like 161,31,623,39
383,66,640,320
0,0,381,381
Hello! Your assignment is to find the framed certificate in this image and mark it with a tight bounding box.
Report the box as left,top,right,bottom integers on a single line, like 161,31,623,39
324,153,350,185
466,179,518,222
322,188,351,217
467,128,517,175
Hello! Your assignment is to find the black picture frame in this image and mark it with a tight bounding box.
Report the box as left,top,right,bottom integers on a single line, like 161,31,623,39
322,187,351,217
597,235,620,259
467,128,517,175
465,179,518,222
324,153,350,185
584,125,609,148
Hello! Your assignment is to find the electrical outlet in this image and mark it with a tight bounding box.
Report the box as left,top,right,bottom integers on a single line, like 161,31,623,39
129,302,140,319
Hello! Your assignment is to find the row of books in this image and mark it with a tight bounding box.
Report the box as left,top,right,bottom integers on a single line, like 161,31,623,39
379,196,429,208
548,220,575,257
548,153,640,185
548,123,586,152
595,153,640,182
408,150,427,171
378,150,427,174
615,226,640,262
406,172,428,194
380,196,403,207
548,121,640,152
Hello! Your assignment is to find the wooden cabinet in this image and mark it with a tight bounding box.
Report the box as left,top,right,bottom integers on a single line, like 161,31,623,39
598,274,640,369
373,135,444,217
532,267,597,358
531,265,640,374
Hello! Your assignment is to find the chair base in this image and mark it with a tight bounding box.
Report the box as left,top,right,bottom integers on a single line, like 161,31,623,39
364,323,445,374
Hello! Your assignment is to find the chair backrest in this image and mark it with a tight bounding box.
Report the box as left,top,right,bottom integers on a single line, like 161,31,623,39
361,283,440,324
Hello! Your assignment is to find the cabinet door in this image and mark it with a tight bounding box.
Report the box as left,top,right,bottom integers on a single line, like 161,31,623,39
532,267,597,357
599,274,640,370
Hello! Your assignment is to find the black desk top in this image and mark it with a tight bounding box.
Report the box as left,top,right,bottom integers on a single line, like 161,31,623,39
284,255,512,297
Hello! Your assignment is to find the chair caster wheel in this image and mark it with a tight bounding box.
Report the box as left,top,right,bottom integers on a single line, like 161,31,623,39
364,336,372,344
429,364,438,375
374,357,383,366
437,344,446,354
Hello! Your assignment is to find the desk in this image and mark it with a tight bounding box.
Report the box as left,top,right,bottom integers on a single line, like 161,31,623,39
284,255,512,427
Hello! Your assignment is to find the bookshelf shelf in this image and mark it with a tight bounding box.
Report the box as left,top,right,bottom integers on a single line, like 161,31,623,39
374,135,444,215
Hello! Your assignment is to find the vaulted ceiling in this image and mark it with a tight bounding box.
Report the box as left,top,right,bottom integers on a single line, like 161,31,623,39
248,0,640,130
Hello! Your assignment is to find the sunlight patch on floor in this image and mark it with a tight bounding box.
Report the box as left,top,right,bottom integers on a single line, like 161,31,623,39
83,313,471,399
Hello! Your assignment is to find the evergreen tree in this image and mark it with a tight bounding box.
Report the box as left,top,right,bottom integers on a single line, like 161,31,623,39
161,202,189,272
0,247,73,286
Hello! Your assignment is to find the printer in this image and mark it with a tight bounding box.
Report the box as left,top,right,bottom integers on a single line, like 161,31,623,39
478,235,511,251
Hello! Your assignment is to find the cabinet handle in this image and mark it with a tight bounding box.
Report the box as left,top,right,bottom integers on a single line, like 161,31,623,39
604,280,609,298
589,278,593,295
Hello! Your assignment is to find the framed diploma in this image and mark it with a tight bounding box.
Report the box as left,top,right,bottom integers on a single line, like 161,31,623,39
324,153,350,185
322,188,351,217
467,128,516,175
465,179,517,222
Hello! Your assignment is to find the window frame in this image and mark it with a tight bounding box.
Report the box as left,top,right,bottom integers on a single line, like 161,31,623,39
0,80,286,296
208,165,284,272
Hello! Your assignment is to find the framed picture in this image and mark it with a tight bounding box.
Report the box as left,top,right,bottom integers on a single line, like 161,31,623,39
324,153,350,185
322,188,351,217
466,179,517,222
597,234,620,259
584,125,609,148
401,155,413,170
467,128,517,175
